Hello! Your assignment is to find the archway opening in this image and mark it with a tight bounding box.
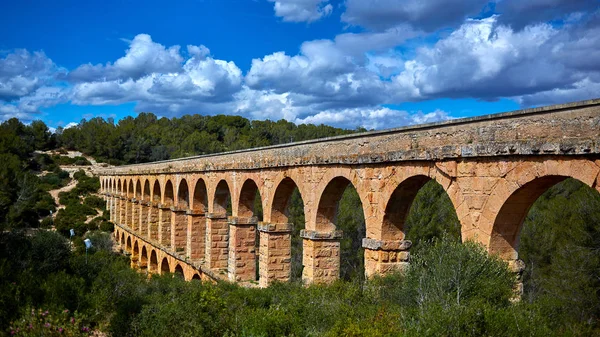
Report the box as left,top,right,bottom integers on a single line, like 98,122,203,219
271,177,305,282
126,236,132,253
238,179,262,281
193,179,208,213
149,250,158,272
133,241,139,261
143,180,151,202
192,273,201,281
174,264,184,279
121,233,125,245
128,180,134,198
135,180,142,200
164,180,174,207
178,179,190,209
140,246,148,269
386,177,462,251
493,176,600,321
213,180,232,216
160,257,170,275
152,181,161,204
316,177,366,281
189,179,208,261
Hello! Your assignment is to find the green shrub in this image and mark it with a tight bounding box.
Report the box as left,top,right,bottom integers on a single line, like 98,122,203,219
99,221,114,232
401,235,515,309
83,196,105,210
40,217,53,228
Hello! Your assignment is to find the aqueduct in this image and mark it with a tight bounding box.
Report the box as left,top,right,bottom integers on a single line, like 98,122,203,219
98,99,600,286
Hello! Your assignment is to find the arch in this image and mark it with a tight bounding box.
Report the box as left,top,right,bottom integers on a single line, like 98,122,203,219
177,179,190,209
192,178,208,212
212,180,231,215
121,232,125,245
135,180,142,200
483,159,600,260
381,175,432,240
143,179,151,202
160,257,170,274
117,180,122,195
315,177,355,232
164,180,174,206
128,179,134,198
152,180,161,203
490,176,567,260
238,178,261,219
174,264,184,278
149,250,158,272
126,236,132,252
271,177,302,224
133,241,139,259
192,273,201,281
140,246,148,268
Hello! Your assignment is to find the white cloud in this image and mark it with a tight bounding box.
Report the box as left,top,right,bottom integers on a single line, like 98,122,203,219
269,0,332,23
0,50,64,101
69,34,184,82
389,15,600,101
69,34,243,115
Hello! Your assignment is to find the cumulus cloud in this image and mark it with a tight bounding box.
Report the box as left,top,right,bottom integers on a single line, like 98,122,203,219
269,0,333,23
342,0,488,32
70,34,243,115
0,50,65,101
389,15,600,102
69,34,184,82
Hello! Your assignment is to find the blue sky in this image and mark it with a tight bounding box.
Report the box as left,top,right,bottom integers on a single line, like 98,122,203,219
1,0,598,130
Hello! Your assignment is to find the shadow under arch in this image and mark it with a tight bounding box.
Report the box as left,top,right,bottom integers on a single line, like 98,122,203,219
133,241,139,261
140,246,148,270
149,250,158,273
178,179,189,209
174,264,184,279
160,257,170,275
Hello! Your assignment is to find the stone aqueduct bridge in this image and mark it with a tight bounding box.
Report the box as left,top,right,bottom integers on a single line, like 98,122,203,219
97,99,600,286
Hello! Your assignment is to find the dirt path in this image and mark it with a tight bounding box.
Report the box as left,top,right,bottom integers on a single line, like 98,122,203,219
49,178,78,215
41,151,113,216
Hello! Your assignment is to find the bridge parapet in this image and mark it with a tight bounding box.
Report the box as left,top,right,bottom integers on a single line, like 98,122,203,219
97,99,600,176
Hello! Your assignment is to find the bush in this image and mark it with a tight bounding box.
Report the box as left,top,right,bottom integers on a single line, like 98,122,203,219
83,196,105,210
9,307,91,336
401,235,515,309
29,230,71,277
99,221,114,233
85,231,113,252
40,217,54,228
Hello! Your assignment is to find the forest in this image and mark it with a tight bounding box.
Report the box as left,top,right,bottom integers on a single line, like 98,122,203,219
1,115,599,336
